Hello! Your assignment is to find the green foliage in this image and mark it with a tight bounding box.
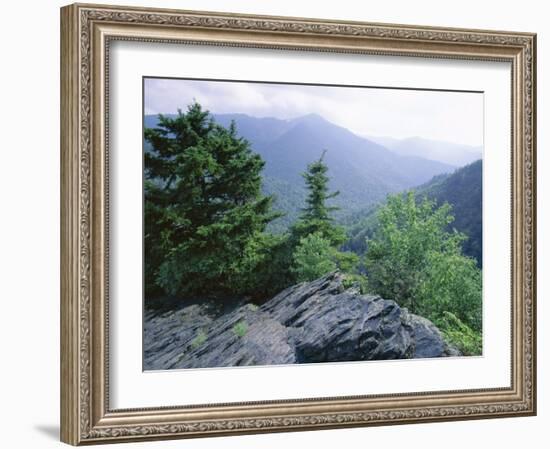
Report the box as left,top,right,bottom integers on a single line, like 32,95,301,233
144,102,282,298
366,192,458,310
286,151,361,284
291,232,361,283
291,151,346,247
332,250,360,274
291,232,337,282
247,303,259,312
190,330,207,349
342,273,369,294
232,321,248,338
435,312,482,356
416,250,482,332
240,232,296,298
260,151,356,287
365,191,482,338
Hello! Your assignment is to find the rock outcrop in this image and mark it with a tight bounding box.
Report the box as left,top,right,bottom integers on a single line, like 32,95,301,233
144,272,460,370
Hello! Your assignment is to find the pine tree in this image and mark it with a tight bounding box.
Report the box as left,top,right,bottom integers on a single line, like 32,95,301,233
291,150,345,246
144,102,280,298
286,151,359,284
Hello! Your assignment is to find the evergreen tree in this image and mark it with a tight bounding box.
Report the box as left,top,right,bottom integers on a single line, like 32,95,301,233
291,151,346,246
287,151,360,284
144,102,280,297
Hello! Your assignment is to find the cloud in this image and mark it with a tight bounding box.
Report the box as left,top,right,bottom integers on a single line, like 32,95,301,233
144,77,483,147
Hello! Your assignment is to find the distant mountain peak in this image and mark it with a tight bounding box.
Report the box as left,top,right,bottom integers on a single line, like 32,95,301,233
367,135,482,168
292,113,329,125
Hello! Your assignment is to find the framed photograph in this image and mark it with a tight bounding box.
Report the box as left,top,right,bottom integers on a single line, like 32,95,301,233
60,3,537,445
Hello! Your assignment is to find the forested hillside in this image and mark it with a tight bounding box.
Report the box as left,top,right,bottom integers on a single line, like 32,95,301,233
344,160,483,267
417,160,482,266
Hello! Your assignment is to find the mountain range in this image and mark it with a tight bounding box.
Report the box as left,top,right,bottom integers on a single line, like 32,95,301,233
145,112,460,231
368,135,482,167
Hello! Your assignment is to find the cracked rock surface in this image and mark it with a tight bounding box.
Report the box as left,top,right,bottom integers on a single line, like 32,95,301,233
144,272,460,370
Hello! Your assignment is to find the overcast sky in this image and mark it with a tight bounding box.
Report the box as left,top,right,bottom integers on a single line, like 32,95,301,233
144,77,483,147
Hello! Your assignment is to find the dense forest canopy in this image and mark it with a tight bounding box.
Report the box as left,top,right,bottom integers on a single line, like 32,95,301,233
144,102,483,355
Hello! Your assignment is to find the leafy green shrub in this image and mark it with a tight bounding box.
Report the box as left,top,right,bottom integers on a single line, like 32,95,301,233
342,273,369,294
332,250,360,274
365,191,482,333
190,330,207,349
436,311,482,356
416,250,482,332
235,233,296,298
291,232,337,282
232,321,248,338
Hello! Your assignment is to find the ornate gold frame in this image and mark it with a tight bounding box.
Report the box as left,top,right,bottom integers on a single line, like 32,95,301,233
60,3,537,445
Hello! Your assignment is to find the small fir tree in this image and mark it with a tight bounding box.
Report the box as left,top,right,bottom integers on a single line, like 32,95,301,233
291,150,346,246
